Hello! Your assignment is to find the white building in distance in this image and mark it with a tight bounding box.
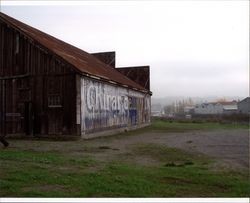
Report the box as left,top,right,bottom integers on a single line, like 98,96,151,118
194,101,237,115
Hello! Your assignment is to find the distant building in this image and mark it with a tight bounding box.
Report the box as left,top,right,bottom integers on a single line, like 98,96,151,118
151,103,163,117
222,101,238,115
238,97,250,114
194,103,223,115
184,106,195,114
194,101,237,115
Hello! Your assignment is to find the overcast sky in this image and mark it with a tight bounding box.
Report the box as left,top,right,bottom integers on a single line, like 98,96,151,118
1,1,249,98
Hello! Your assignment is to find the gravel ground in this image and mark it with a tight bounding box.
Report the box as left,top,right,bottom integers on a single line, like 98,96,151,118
150,130,249,170
4,129,249,171
85,129,249,170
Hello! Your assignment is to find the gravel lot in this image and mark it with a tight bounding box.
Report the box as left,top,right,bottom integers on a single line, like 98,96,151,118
91,129,249,170
4,129,249,171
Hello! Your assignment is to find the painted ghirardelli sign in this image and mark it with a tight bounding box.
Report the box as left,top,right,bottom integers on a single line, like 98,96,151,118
86,83,129,114
81,77,151,134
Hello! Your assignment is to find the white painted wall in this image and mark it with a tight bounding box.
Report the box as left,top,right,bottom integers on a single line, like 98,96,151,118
80,76,151,137
76,75,81,125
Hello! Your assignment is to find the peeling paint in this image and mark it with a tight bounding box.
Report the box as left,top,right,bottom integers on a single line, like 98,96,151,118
81,77,150,136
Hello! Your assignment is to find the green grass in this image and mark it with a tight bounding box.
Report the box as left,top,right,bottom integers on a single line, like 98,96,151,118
131,143,210,166
0,120,249,197
0,150,95,167
148,119,249,132
0,143,249,197
109,119,249,138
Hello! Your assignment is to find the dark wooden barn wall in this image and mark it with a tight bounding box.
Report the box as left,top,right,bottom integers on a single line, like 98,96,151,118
0,20,77,136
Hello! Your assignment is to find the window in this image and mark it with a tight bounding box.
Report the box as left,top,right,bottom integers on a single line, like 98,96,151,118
48,94,62,108
47,77,62,108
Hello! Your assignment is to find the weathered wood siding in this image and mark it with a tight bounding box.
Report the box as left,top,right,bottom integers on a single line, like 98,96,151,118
0,19,77,136
80,76,151,137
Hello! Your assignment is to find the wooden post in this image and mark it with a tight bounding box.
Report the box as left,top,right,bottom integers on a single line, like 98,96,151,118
0,80,9,147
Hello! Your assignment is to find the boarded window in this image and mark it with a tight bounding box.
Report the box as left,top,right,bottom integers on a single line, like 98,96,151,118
18,78,31,102
48,94,62,107
47,77,62,108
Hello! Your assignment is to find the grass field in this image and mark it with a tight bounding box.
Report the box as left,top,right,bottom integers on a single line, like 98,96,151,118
148,118,249,131
0,120,249,197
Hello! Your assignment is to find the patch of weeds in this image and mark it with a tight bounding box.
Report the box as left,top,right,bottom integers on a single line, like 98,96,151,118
164,161,194,167
98,146,111,150
132,143,209,166
160,176,195,184
81,146,103,153
69,156,96,167
112,148,120,151
164,162,179,167
184,161,194,165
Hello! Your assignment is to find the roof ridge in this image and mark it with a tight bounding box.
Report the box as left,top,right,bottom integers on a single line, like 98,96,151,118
0,12,149,93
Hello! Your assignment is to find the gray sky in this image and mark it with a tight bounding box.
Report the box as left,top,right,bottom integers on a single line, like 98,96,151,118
1,1,249,98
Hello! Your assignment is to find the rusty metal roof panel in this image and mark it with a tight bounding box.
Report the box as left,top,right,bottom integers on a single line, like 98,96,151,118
0,12,150,93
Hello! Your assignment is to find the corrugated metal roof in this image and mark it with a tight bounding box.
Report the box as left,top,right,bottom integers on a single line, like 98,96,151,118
0,12,150,93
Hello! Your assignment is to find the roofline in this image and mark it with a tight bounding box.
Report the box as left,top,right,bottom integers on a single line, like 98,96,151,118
239,97,250,103
117,65,150,69
0,12,152,95
91,51,116,54
0,13,83,74
78,72,152,95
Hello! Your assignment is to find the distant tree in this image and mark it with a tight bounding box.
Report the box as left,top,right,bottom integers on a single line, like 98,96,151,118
188,97,194,106
164,98,195,115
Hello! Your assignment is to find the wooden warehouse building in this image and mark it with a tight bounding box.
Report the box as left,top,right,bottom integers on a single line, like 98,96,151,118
0,12,152,139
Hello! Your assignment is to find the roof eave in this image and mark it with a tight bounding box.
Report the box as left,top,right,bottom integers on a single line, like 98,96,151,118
77,72,152,95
